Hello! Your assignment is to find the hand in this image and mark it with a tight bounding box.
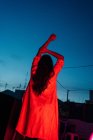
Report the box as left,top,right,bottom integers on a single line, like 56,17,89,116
48,34,56,41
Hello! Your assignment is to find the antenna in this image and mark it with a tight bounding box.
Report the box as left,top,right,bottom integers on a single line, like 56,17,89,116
12,86,15,90
17,84,21,89
24,72,28,89
5,83,8,90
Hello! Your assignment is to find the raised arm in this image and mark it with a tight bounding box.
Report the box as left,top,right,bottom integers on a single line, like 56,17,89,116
37,34,56,56
37,34,64,61
46,49,64,60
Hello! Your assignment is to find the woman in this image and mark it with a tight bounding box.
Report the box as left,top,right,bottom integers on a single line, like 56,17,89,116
14,34,64,140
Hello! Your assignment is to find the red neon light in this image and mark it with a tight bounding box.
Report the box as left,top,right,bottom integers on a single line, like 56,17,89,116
89,133,93,140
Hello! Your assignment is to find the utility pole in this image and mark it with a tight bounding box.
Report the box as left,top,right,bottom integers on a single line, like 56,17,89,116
67,90,70,102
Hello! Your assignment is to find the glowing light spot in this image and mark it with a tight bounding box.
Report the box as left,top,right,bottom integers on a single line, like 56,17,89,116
89,133,93,140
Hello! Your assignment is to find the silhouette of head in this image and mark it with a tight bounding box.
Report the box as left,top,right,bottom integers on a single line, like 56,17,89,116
38,54,53,73
32,54,54,95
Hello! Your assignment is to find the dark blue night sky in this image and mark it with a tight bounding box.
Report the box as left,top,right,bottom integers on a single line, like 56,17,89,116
0,0,93,102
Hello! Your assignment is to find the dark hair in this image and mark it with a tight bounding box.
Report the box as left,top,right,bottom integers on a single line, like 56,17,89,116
32,54,54,95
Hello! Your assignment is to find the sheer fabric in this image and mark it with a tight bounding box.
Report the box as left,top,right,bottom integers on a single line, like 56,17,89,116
16,56,64,140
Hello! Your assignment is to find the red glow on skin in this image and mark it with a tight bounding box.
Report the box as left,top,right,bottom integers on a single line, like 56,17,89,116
89,133,93,140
